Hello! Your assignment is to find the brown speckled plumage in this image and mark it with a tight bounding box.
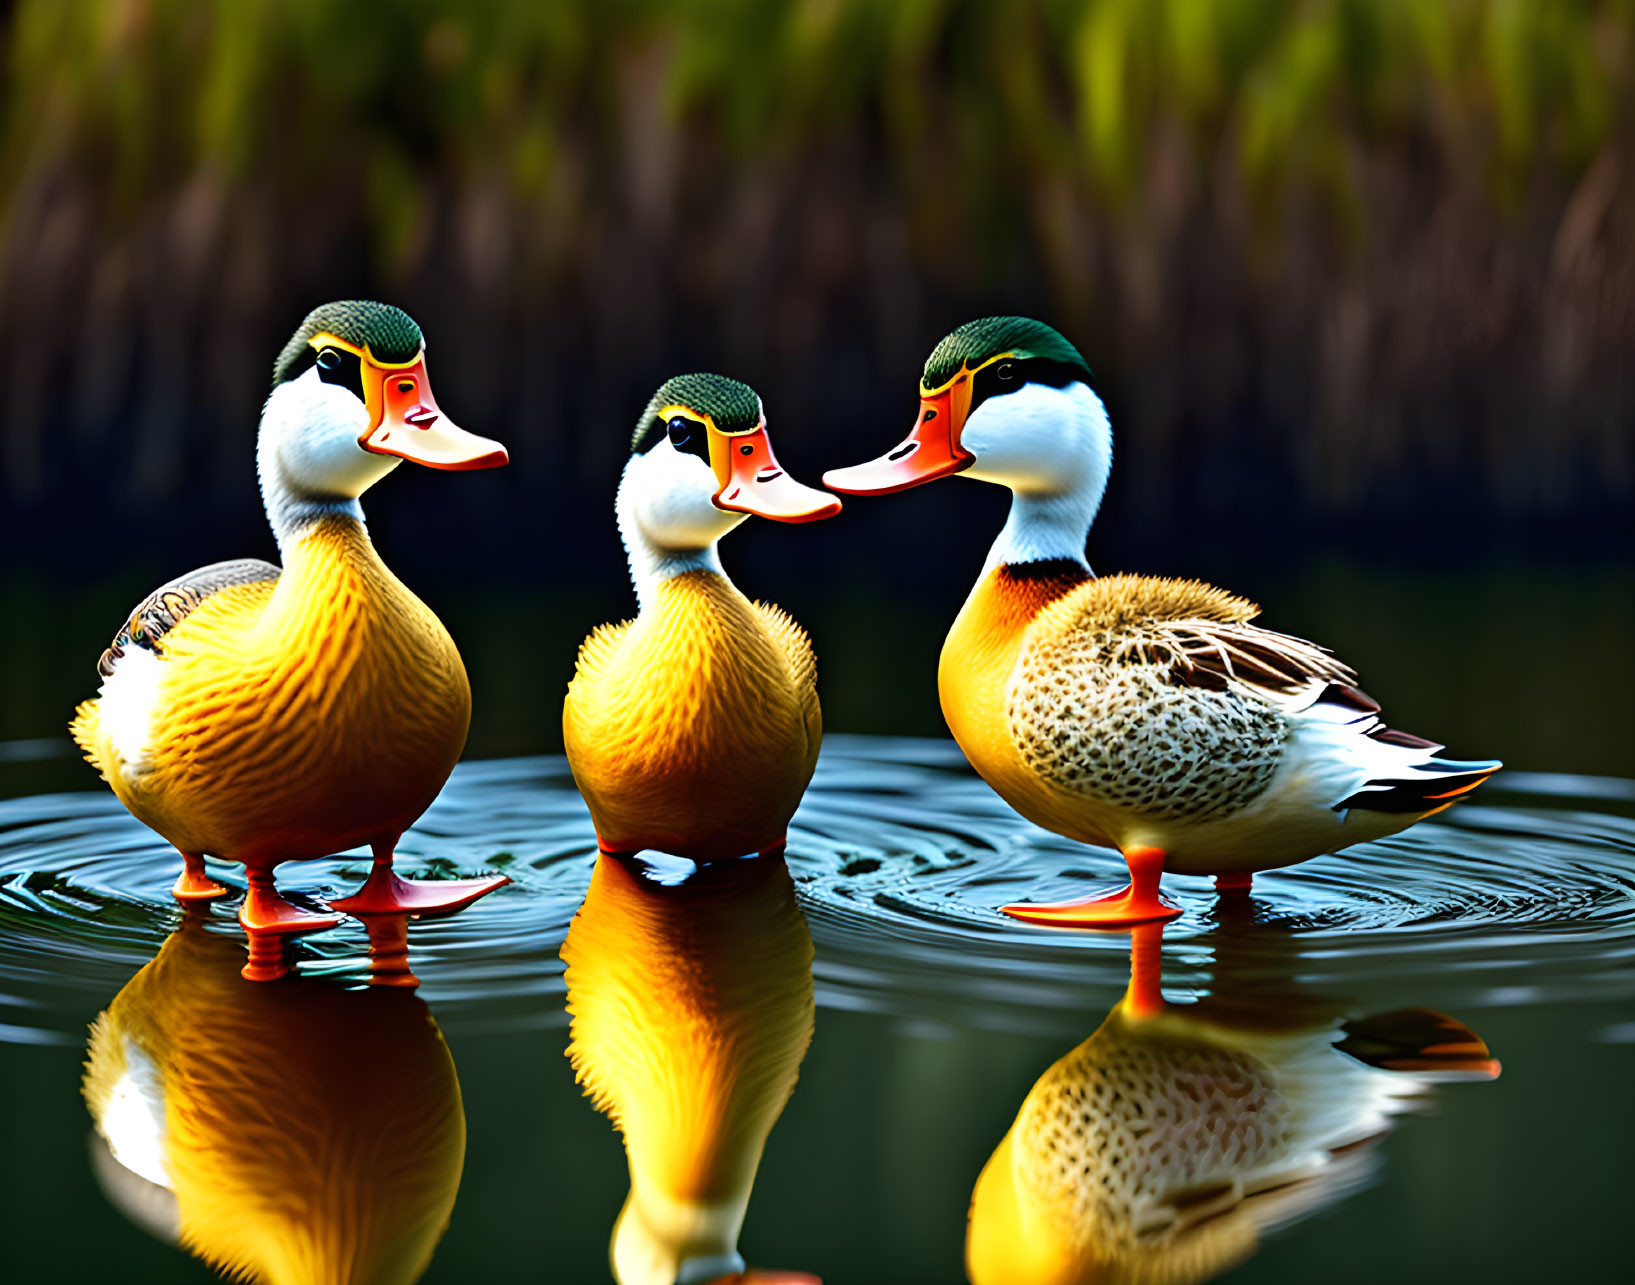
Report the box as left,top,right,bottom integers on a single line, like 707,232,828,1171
1007,575,1353,822
1015,1023,1289,1253
97,560,281,678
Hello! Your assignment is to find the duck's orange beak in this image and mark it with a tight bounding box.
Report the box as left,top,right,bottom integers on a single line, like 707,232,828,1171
360,357,508,471
823,375,974,495
712,424,841,523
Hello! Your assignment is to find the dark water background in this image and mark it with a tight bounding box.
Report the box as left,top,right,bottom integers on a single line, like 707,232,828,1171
2,559,1633,1284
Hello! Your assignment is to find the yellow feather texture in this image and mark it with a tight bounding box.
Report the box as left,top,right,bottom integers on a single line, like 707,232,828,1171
563,854,813,1282
84,918,465,1285
73,517,470,867
564,571,820,860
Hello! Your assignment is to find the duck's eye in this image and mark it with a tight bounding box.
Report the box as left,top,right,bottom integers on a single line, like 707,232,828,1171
739,443,754,456
667,416,710,463
996,361,1016,382
314,346,365,400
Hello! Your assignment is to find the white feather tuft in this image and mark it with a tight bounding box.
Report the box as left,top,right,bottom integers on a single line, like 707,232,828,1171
98,1037,172,1190
98,646,164,778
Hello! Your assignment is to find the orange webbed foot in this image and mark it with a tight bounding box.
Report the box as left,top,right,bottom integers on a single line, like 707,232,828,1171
172,853,228,902
330,855,509,919
240,879,344,936
239,873,342,982
1001,887,1182,928
1002,845,1180,930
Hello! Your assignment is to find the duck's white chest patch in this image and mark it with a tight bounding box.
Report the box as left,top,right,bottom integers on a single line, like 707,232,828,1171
100,1037,171,1189
98,646,163,776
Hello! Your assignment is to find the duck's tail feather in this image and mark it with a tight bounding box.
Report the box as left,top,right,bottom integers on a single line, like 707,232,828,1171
70,699,110,782
1337,1008,1501,1080
1336,757,1502,815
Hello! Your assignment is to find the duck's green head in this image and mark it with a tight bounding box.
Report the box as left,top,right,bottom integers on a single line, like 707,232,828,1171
267,300,506,474
825,316,1097,496
625,373,840,540
272,301,424,388
629,373,765,454
919,316,1092,396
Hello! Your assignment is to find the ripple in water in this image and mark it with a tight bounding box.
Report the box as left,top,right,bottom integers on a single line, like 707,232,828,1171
2,735,1632,1043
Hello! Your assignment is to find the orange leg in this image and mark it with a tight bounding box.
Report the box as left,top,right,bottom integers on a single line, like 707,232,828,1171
362,914,420,989
1214,871,1253,896
329,839,510,919
1123,921,1168,1018
172,852,228,902
1002,845,1181,929
239,868,343,982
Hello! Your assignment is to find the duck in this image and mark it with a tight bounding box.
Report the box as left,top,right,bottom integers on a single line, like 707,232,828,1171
966,920,1500,1285
71,301,511,970
83,911,466,1285
824,316,1500,926
562,850,816,1285
564,374,841,862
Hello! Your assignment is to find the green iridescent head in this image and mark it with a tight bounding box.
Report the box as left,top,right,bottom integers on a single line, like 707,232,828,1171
630,372,764,455
921,316,1091,392
272,301,425,387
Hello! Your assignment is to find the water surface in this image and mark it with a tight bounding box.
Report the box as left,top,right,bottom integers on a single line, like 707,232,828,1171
2,736,1632,1281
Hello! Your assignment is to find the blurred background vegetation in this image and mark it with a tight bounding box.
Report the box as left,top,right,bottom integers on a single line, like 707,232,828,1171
1,0,1631,769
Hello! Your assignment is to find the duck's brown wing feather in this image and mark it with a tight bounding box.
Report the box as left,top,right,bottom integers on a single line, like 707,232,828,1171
1140,615,1357,697
97,559,281,677
1028,573,1357,701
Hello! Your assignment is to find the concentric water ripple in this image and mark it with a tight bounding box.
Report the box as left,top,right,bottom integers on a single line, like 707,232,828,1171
2,735,1632,1043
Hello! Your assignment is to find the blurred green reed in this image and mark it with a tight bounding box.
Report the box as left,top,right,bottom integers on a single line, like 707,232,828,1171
5,1,1624,248
5,2,1623,204
1,1,1631,523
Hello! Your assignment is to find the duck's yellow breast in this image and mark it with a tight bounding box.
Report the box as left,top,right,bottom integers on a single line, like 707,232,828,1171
938,562,1113,846
101,517,470,865
563,570,819,861
85,920,465,1285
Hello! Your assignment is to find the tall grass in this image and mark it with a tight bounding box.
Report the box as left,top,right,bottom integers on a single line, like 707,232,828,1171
1,1,1631,530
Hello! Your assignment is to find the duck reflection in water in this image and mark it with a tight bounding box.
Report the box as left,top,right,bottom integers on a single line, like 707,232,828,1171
967,918,1500,1285
563,849,820,1285
82,910,465,1285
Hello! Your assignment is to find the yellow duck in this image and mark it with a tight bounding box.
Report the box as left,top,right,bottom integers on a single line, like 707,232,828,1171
565,375,840,861
826,317,1500,926
562,851,816,1285
83,912,466,1285
966,922,1500,1285
71,301,510,963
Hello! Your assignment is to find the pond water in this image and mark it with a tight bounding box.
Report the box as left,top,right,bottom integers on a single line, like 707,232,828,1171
2,735,1632,1283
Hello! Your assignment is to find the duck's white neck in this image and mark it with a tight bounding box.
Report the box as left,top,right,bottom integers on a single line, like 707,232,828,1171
615,468,734,612
258,450,366,557
983,488,1098,576
257,375,393,558
967,381,1110,576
